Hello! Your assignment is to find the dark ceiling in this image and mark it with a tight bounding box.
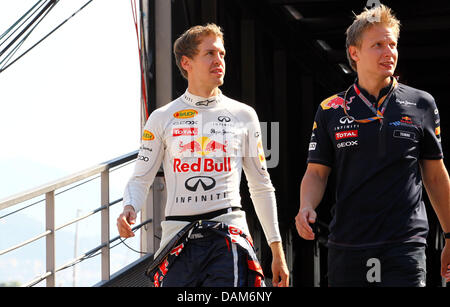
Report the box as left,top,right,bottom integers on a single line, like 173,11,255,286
251,0,450,95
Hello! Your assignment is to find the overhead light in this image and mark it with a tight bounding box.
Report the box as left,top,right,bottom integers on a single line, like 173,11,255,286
284,5,303,20
339,63,352,74
316,40,331,51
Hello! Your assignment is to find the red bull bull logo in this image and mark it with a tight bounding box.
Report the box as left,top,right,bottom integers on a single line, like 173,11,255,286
320,95,354,110
401,116,412,124
179,136,227,156
179,140,202,153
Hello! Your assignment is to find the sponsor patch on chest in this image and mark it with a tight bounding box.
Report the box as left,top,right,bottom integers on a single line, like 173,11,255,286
335,130,358,140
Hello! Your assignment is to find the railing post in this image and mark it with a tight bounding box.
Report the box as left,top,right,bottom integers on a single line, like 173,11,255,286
141,185,154,255
45,191,55,287
141,173,166,256
100,170,110,281
153,176,165,251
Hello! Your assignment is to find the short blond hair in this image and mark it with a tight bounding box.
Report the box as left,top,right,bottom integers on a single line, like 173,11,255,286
345,4,400,71
173,23,224,79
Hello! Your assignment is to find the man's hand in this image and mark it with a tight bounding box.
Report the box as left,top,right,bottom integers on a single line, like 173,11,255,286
296,163,330,241
270,241,289,287
441,242,450,282
295,207,317,240
117,205,137,238
420,159,450,281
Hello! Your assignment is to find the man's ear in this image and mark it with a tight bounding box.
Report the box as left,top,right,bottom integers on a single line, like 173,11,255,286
181,55,191,73
348,45,359,63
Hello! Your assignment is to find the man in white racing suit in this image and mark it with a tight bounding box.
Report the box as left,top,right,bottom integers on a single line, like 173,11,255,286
117,23,289,287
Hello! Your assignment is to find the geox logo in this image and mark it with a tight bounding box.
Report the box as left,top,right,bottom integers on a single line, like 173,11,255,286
337,140,358,148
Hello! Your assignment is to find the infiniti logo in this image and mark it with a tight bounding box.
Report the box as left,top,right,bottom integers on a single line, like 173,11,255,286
185,176,216,192
340,116,355,124
218,116,231,122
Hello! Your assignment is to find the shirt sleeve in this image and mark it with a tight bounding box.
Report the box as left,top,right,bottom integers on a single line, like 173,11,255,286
123,111,165,213
419,93,443,160
307,104,334,167
241,107,282,245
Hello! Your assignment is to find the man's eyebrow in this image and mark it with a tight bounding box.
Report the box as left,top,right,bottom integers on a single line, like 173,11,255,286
372,37,396,44
204,47,225,53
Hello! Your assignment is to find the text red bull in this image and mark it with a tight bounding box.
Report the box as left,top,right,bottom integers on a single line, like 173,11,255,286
173,157,231,172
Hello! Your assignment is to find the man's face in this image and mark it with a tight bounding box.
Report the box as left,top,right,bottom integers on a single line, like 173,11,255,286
350,24,398,79
182,34,226,88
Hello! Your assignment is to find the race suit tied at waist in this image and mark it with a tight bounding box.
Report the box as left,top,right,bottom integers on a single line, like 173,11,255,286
146,220,265,287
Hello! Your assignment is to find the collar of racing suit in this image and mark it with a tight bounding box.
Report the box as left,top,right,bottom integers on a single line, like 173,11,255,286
181,89,222,108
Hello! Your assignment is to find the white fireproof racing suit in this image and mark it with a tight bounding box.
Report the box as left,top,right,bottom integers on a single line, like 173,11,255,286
123,89,282,257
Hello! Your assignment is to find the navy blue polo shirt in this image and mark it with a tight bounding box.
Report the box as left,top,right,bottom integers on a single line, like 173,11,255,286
308,79,443,249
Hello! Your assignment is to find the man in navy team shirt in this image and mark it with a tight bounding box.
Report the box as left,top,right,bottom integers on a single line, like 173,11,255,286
295,4,450,286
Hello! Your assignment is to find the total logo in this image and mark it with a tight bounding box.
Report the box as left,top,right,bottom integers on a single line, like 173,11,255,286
179,136,227,156
337,140,358,149
335,130,358,140
173,127,198,137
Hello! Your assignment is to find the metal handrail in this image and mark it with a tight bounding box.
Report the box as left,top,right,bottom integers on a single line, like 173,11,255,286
0,230,52,256
0,150,138,210
22,218,153,287
0,150,140,286
0,199,120,257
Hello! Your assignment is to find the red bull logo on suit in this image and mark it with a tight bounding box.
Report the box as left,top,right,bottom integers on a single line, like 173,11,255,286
179,136,227,156
320,95,355,110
